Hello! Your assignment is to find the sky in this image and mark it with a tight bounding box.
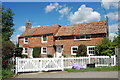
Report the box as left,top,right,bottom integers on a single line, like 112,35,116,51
3,1,119,44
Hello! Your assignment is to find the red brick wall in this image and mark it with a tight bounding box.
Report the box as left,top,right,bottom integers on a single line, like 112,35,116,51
19,33,107,57
55,33,107,57
41,46,55,57
18,34,56,57
19,34,54,47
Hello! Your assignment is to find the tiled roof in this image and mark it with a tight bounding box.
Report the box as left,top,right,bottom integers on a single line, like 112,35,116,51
19,24,60,37
55,20,107,37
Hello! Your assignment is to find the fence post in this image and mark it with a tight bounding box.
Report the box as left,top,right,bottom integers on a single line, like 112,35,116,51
114,55,116,66
89,55,90,64
61,56,64,71
15,57,18,74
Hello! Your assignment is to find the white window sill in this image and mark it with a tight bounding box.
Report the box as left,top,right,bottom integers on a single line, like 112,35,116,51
88,54,95,56
74,39,91,41
71,53,77,55
22,53,28,55
42,41,47,43
24,42,28,44
41,53,47,54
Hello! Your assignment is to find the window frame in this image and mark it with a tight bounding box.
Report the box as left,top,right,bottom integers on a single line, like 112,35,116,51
87,46,95,56
41,47,47,54
71,46,78,55
42,35,47,43
24,47,28,53
74,35,91,40
24,37,28,44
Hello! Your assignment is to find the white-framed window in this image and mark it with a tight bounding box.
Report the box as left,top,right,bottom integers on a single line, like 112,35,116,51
42,35,47,43
87,46,95,55
41,47,47,54
74,35,91,40
71,46,78,55
24,47,28,53
24,37,28,44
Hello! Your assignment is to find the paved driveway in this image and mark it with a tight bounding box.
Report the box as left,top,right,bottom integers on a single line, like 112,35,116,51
15,71,118,78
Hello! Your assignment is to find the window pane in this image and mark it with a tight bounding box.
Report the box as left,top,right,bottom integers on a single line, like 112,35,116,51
73,48,77,50
43,51,46,53
25,38,28,42
43,47,47,53
88,47,95,54
80,35,85,39
43,48,46,51
73,51,77,53
25,48,27,53
76,35,80,39
43,35,47,41
86,35,90,39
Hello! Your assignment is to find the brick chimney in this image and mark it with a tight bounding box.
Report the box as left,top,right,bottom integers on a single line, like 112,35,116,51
26,20,31,30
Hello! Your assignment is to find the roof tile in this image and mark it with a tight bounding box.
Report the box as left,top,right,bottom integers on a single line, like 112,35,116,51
19,24,60,37
55,20,107,36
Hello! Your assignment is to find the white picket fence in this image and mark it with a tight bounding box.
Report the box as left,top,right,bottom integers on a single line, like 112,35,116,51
15,55,116,74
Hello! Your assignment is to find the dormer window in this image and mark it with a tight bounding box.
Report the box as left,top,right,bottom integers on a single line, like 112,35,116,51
74,35,91,40
42,35,47,43
24,38,28,44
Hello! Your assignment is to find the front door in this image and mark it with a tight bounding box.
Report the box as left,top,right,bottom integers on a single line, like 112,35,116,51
56,46,62,58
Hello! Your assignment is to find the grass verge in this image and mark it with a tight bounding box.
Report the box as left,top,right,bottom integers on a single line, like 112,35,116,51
64,65,120,72
2,68,14,79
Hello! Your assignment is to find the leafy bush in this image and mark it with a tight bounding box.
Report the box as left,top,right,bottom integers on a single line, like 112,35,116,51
22,54,27,58
95,38,115,56
76,44,87,57
2,40,15,68
14,47,23,57
33,47,41,58
47,54,53,58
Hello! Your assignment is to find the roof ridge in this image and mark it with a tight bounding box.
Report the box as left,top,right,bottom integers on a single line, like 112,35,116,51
62,20,106,27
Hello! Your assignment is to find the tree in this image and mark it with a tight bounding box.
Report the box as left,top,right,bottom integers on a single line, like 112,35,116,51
2,6,15,68
2,7,14,41
76,44,87,57
113,28,120,48
95,38,115,56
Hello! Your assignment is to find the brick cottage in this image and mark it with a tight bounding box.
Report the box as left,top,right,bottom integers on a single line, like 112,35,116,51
18,20,108,58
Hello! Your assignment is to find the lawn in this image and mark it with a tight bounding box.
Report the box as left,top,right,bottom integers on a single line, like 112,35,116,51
2,68,14,79
64,65,120,72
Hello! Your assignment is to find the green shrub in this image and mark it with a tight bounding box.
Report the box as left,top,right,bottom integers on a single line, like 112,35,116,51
22,54,27,58
47,54,53,58
95,38,115,56
76,44,87,57
2,40,15,68
14,47,23,57
33,47,41,58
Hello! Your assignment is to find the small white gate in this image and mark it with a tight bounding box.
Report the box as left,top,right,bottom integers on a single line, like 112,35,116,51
15,58,64,74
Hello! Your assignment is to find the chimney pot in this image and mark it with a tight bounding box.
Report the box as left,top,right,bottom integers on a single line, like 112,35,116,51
26,20,31,30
